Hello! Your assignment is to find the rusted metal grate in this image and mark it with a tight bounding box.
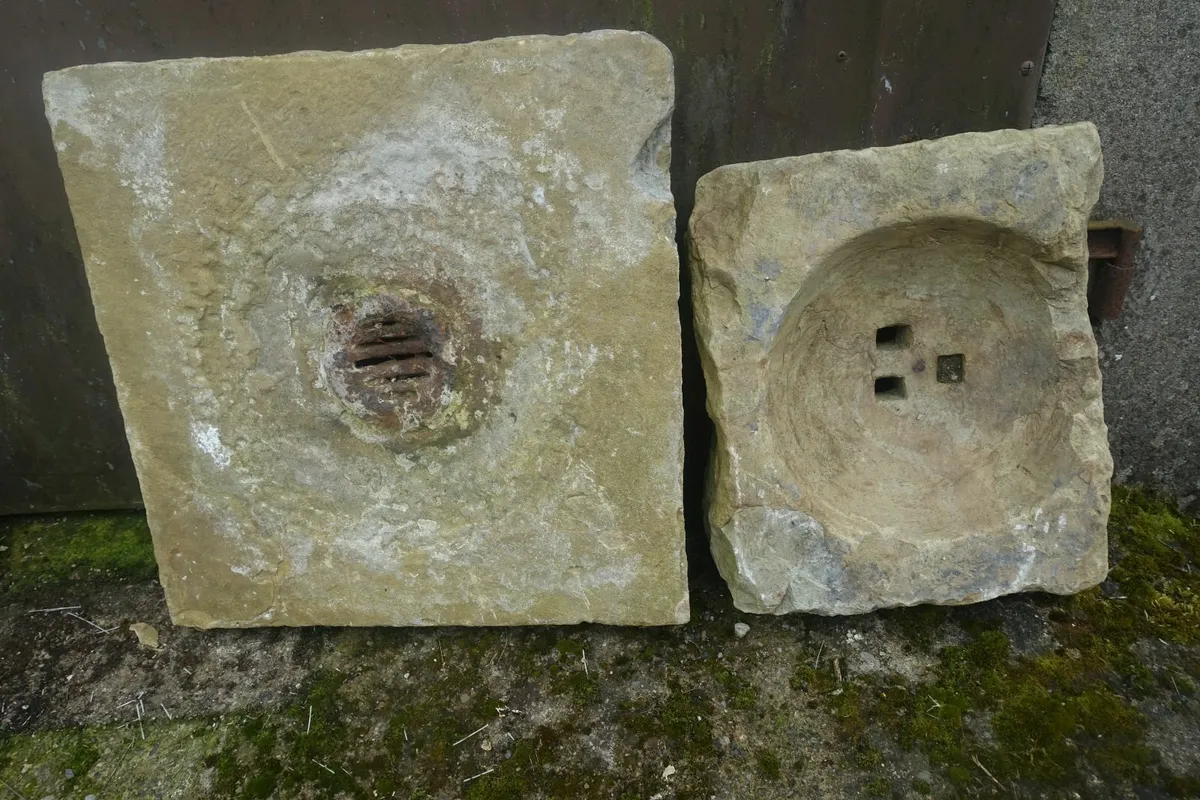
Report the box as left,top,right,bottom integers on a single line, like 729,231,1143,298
349,318,436,387
325,296,453,430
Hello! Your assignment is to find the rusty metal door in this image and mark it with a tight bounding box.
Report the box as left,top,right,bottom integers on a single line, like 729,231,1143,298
0,0,1055,514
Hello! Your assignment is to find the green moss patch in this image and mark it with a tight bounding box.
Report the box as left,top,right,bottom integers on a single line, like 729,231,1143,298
0,511,156,595
807,486,1200,797
0,720,217,798
2,487,1197,798
1067,485,1200,651
756,748,782,779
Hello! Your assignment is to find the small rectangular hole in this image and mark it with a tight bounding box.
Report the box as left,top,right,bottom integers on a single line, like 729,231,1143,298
876,324,912,348
874,375,906,399
937,354,965,383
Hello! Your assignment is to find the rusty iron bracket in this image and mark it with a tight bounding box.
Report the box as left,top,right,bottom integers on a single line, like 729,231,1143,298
1087,219,1142,322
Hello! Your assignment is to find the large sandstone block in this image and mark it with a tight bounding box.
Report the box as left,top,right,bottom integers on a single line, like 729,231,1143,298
690,124,1112,615
44,31,687,627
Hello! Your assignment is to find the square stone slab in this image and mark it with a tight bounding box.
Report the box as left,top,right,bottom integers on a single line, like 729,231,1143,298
690,124,1112,615
44,31,687,627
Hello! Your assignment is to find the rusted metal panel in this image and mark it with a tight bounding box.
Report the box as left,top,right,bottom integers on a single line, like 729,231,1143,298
1088,220,1143,322
0,0,1055,514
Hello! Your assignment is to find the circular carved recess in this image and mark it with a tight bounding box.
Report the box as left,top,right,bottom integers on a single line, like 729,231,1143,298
765,220,1063,541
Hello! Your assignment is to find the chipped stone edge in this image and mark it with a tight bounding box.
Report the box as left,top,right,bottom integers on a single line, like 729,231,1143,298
691,124,1114,616
42,29,668,82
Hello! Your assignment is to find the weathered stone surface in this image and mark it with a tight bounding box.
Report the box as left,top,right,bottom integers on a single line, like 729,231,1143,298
690,124,1111,615
43,31,686,627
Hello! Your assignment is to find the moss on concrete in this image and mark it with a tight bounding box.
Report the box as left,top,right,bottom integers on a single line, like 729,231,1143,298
0,720,217,798
1069,485,1200,649
0,510,155,595
1,486,1198,798
713,662,758,710
806,486,1200,797
756,747,782,779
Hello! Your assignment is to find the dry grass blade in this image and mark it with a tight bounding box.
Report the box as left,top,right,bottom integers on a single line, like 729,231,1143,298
463,768,495,784
0,776,28,800
452,723,488,747
100,739,136,793
65,612,108,633
972,755,1002,788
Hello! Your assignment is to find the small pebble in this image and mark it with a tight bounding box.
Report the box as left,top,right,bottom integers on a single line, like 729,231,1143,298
480,739,492,752
661,764,676,780
733,622,751,639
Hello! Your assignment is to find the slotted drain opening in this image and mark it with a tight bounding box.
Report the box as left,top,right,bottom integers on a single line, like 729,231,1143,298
875,323,912,349
350,320,436,387
874,375,906,400
349,316,437,388
325,294,455,429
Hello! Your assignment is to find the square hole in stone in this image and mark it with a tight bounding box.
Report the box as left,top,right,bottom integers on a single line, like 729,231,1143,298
937,354,965,383
874,375,906,399
876,324,912,348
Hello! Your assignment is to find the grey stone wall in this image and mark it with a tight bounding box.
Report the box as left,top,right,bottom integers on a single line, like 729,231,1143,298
1036,0,1200,511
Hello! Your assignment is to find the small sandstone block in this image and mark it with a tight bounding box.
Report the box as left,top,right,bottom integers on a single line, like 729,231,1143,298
44,31,686,627
690,124,1112,615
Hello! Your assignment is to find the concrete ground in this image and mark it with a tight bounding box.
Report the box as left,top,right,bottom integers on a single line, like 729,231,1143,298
2,486,1200,799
